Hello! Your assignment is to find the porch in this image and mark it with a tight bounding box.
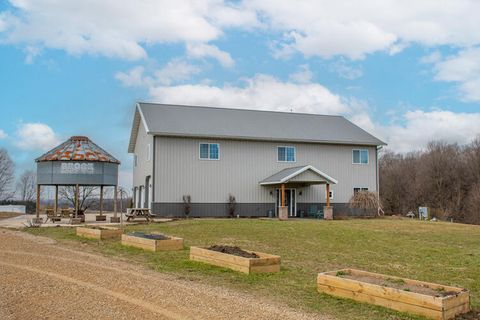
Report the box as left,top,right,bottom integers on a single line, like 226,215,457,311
259,165,338,220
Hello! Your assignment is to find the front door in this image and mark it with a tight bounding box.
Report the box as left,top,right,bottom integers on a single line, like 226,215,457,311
275,188,296,217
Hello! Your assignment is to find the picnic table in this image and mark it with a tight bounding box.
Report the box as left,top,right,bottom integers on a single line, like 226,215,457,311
126,208,155,222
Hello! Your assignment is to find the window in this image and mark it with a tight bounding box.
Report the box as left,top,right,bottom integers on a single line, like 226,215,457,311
199,143,220,160
353,149,368,164
134,154,138,167
146,144,151,161
354,187,369,194
277,146,296,162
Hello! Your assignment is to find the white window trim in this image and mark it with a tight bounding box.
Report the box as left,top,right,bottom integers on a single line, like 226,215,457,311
199,142,220,161
352,149,369,165
146,144,151,162
277,146,296,163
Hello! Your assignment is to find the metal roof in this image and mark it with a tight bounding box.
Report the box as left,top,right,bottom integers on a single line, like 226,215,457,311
128,103,386,153
36,136,120,164
259,165,338,185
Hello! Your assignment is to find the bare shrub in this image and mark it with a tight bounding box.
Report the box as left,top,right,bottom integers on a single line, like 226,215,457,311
349,191,382,217
227,194,236,218
182,195,191,218
0,148,14,201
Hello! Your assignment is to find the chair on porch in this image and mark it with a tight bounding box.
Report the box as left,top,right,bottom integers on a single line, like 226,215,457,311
308,205,324,219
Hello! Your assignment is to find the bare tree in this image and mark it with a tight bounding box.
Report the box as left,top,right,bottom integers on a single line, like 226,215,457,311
59,186,98,211
17,170,36,202
0,148,14,201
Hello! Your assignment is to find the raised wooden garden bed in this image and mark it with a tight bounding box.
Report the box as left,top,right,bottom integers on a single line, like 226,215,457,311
76,226,123,240
317,268,469,320
189,246,281,274
121,232,183,252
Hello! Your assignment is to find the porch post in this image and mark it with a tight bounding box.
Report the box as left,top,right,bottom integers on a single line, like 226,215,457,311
278,183,288,221
324,183,333,220
326,183,330,207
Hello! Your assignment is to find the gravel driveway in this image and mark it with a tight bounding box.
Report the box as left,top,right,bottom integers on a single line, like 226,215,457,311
0,229,328,320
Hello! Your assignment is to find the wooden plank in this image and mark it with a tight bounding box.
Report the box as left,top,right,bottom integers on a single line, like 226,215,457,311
189,247,280,274
317,274,442,310
121,234,184,252
317,284,443,320
318,269,470,320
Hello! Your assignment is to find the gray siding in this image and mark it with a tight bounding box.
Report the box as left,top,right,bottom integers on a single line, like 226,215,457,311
133,120,153,195
154,136,377,206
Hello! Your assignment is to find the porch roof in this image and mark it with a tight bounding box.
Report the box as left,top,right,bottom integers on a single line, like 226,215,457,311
259,165,338,186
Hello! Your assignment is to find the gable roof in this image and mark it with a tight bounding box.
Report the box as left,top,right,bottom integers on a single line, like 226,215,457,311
259,165,338,185
128,102,386,153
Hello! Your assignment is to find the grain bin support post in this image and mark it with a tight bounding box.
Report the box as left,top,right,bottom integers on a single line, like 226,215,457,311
110,185,120,223
54,185,58,214
99,185,103,216
35,184,41,219
75,184,79,218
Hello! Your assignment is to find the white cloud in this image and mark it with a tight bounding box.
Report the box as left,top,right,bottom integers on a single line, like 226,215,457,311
15,123,60,151
432,48,480,101
154,59,202,85
0,0,257,60
289,64,313,84
186,43,235,68
0,129,7,139
116,59,201,87
247,0,480,59
369,110,480,153
115,66,147,87
329,59,363,80
148,74,351,115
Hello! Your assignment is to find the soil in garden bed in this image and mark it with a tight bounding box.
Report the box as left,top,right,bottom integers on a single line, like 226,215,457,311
337,271,460,297
82,226,115,230
128,232,169,240
207,245,259,258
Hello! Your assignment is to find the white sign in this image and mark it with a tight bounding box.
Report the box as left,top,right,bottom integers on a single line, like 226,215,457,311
60,163,95,175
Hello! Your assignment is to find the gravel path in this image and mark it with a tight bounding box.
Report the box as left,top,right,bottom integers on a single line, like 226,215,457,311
0,229,329,320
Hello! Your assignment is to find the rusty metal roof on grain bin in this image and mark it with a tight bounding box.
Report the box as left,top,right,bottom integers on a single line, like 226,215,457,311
35,136,120,164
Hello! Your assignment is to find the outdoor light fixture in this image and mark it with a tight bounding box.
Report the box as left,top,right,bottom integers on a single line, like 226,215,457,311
299,191,303,196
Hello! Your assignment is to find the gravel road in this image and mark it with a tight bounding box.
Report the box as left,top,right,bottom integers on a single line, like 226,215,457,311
0,229,328,320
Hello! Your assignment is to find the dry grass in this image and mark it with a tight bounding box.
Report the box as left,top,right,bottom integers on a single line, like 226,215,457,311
24,218,480,320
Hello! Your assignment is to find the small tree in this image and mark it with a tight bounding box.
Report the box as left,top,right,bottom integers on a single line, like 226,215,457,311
348,191,382,217
0,148,14,201
227,194,236,218
59,186,99,211
182,195,191,218
17,170,36,202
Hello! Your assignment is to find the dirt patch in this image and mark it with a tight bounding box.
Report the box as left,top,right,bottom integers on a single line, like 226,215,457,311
128,232,169,240
338,272,459,297
0,212,21,220
208,245,259,258
455,310,480,319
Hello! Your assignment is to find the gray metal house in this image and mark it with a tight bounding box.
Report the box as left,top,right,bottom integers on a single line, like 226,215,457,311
128,103,386,218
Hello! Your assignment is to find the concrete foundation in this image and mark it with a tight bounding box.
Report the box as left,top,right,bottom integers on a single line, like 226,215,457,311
278,206,288,221
324,206,333,220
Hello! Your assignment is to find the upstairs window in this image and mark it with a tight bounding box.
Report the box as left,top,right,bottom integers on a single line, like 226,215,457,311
278,146,296,162
354,187,369,194
353,149,368,164
199,143,220,160
146,143,151,162
134,154,138,167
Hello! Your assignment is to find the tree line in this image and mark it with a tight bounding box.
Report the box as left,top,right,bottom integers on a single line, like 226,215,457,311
379,138,480,224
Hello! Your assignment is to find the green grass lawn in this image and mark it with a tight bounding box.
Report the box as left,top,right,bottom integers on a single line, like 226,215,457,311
24,218,480,320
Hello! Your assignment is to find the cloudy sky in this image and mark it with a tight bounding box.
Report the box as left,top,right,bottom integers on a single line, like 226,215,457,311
1,0,480,190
